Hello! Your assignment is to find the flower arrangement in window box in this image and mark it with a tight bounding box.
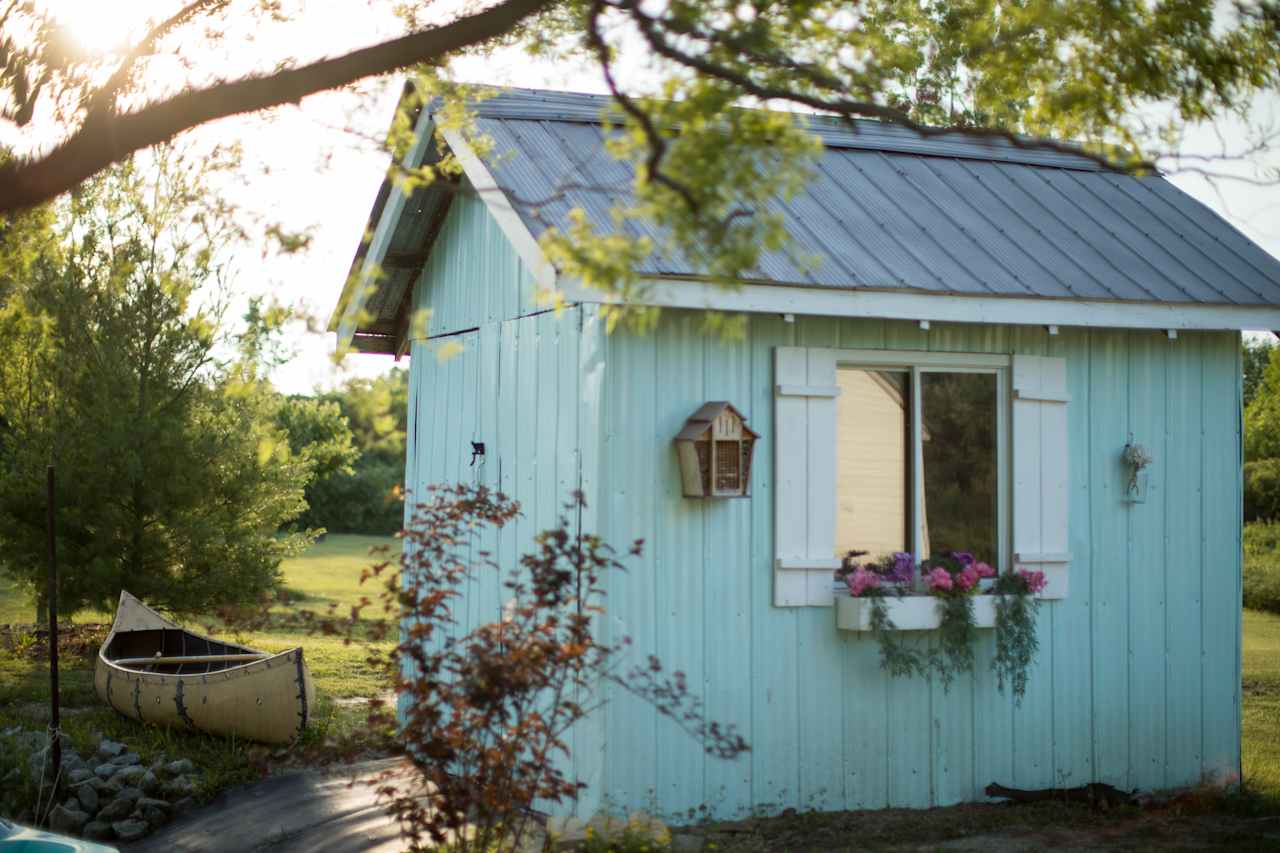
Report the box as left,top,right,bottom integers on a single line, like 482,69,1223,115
835,550,1045,700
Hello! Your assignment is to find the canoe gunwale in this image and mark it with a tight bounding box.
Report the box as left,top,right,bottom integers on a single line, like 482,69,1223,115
98,590,301,680
98,646,305,683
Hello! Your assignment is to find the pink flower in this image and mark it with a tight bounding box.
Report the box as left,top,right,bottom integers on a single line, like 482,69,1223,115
974,562,996,579
846,568,882,597
927,567,954,593
1018,569,1047,594
955,566,980,591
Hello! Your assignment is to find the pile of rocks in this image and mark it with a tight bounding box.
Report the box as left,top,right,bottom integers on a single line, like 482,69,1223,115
2,729,200,844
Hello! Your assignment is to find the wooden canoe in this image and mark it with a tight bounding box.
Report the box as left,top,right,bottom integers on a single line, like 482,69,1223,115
94,591,315,744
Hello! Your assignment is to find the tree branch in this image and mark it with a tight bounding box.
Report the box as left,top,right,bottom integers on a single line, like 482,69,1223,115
90,0,229,117
0,0,554,214
614,0,1148,175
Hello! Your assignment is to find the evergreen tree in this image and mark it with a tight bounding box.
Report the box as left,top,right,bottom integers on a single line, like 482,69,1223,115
0,154,323,616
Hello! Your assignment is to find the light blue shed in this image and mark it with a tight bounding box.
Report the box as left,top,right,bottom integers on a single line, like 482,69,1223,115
330,87,1280,820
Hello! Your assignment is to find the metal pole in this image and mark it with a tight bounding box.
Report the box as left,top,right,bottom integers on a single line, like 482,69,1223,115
46,464,60,781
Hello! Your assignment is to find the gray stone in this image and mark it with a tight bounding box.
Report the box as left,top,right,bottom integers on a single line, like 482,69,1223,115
112,818,150,842
114,764,147,785
115,785,143,805
139,769,160,794
164,775,196,798
75,782,99,813
97,796,136,822
62,750,85,772
164,758,194,777
94,763,117,780
68,767,94,785
83,820,114,841
136,797,170,826
111,751,141,767
171,796,195,816
136,796,170,813
48,803,89,834
97,738,126,759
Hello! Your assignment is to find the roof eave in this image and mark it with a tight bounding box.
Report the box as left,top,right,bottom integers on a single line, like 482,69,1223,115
560,275,1280,332
327,82,434,343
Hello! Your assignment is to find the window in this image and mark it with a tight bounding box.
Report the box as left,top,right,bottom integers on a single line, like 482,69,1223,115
773,347,1066,608
835,363,1004,570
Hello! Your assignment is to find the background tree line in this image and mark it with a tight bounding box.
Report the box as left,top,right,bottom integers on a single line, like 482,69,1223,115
287,369,408,538
1241,335,1280,614
0,150,405,618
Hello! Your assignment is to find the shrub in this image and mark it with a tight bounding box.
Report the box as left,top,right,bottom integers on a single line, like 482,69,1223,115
1244,522,1280,613
316,484,748,853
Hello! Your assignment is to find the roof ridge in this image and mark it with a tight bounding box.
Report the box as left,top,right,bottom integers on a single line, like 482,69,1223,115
461,85,1115,172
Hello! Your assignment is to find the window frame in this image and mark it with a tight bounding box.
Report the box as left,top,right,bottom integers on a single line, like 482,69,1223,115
833,349,1011,577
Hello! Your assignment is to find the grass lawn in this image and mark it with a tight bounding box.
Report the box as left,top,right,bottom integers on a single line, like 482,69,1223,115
5,537,1280,847
1243,609,1280,798
0,534,400,804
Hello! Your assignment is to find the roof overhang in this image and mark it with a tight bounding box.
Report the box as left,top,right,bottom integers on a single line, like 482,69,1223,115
560,275,1280,332
328,104,560,357
327,87,439,353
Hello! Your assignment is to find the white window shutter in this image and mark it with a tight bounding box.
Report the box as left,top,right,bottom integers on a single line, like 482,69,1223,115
1011,354,1071,599
774,347,840,607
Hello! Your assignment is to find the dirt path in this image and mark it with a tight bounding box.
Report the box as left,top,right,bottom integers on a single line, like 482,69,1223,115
122,758,412,853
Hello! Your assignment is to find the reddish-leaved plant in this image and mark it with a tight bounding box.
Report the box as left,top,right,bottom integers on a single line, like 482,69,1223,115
317,484,748,852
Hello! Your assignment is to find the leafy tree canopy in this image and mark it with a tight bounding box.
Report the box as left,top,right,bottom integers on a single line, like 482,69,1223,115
0,0,1276,325
294,368,408,535
0,150,338,616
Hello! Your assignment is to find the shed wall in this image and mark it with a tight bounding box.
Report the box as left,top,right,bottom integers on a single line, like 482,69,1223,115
396,191,1242,820
593,311,1242,819
401,304,609,813
411,188,544,338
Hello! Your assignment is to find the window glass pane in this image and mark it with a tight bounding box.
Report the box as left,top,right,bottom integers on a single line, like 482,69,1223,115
835,368,911,561
920,371,997,565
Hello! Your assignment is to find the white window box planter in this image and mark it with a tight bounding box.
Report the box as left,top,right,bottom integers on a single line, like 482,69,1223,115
836,594,1000,632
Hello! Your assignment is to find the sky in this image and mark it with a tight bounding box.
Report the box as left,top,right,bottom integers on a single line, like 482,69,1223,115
16,3,1280,395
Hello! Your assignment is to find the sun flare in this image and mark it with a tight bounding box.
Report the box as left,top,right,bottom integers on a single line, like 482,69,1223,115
51,0,166,55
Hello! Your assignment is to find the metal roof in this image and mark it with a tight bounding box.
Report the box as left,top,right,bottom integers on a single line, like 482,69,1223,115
344,87,1280,340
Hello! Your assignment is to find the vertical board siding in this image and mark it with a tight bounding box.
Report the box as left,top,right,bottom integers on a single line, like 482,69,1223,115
412,189,540,338
580,315,1241,819
747,317,800,813
1009,328,1056,791
402,306,593,808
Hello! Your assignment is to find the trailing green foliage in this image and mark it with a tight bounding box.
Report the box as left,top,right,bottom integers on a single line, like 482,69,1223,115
931,593,978,690
991,575,1042,700
868,593,929,680
860,552,1042,698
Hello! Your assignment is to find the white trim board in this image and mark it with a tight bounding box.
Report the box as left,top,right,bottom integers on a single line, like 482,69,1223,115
332,107,438,346
439,127,558,296
559,276,1280,332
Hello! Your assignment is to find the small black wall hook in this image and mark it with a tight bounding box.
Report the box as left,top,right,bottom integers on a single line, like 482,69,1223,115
469,442,486,467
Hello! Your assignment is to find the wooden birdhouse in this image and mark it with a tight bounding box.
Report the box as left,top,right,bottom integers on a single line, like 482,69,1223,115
675,402,758,498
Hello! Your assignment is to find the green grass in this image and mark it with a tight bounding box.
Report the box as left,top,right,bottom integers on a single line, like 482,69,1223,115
0,534,401,810
1243,609,1280,798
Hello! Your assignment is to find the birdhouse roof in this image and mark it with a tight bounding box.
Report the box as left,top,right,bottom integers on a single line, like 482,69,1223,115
676,402,759,441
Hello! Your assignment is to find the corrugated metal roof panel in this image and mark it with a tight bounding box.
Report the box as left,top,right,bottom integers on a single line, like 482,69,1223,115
351,87,1280,313
473,88,1111,171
